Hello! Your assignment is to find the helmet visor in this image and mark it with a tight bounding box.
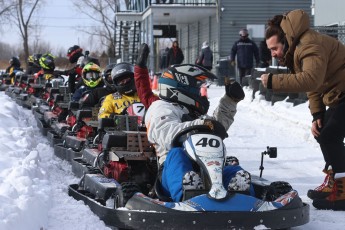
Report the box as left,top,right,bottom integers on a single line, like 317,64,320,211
85,72,99,81
115,75,131,86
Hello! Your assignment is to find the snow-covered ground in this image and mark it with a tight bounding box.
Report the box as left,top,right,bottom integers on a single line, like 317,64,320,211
0,86,343,230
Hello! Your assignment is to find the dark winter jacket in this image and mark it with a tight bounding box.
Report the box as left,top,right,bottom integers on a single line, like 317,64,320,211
230,38,259,69
269,9,345,115
26,64,41,75
80,86,116,108
167,47,184,67
72,81,105,102
259,40,271,68
160,48,169,70
196,46,213,69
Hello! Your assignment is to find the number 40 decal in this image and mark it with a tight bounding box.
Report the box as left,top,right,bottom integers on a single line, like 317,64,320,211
195,137,220,148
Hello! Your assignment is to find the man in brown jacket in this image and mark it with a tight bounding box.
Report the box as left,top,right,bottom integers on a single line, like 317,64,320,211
261,9,345,211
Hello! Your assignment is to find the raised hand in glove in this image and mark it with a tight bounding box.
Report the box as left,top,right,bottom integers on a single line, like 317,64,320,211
225,78,245,102
203,119,228,140
136,43,150,68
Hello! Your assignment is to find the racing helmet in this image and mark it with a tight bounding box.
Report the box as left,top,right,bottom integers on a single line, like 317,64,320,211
27,55,34,65
110,62,136,95
82,62,102,88
9,57,21,67
158,64,216,115
33,53,42,66
67,45,83,64
103,63,117,84
39,53,55,71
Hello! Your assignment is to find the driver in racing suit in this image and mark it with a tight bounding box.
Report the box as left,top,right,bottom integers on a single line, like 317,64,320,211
134,43,254,202
98,62,141,118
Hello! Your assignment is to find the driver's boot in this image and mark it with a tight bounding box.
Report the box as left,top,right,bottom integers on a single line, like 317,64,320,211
183,171,204,190
228,169,251,194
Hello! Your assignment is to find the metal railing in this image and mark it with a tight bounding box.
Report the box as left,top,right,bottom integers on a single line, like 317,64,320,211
127,0,217,12
313,26,345,45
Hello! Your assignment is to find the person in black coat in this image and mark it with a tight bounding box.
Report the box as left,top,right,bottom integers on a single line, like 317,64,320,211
160,47,169,71
166,40,184,67
230,29,259,86
196,41,213,71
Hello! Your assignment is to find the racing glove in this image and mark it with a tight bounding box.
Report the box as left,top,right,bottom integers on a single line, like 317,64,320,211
225,79,245,102
203,119,228,140
136,43,150,68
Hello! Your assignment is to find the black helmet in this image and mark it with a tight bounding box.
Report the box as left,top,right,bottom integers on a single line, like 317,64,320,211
158,64,216,115
9,57,21,67
103,63,117,77
110,62,136,95
67,45,83,63
39,53,55,71
102,63,117,83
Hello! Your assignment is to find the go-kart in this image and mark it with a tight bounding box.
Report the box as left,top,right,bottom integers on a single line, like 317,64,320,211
68,125,309,229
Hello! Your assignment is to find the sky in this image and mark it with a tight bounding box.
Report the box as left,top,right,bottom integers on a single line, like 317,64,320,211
1,0,99,53
0,85,344,230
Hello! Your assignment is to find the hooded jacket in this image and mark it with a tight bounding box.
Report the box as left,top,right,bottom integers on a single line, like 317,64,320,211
271,9,345,115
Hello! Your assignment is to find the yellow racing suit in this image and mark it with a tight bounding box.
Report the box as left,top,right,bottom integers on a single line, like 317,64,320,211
98,91,140,118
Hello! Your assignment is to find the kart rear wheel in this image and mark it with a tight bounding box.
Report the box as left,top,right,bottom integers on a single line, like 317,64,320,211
113,182,141,209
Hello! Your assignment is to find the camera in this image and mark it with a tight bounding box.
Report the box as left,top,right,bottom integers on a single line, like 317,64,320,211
259,146,278,177
266,146,277,158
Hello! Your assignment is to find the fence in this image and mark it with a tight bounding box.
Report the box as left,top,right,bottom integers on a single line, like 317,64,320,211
313,25,345,44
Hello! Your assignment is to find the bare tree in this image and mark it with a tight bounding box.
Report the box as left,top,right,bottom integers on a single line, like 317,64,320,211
72,0,129,58
9,0,42,66
0,0,16,18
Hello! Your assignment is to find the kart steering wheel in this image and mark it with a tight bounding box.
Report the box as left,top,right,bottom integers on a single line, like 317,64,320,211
171,125,212,148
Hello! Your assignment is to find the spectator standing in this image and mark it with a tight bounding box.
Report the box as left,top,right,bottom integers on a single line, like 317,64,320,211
196,41,213,71
166,40,184,67
230,28,259,86
160,47,169,71
260,9,345,210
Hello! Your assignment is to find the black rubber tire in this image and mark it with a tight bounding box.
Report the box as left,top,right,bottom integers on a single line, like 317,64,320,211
113,182,142,209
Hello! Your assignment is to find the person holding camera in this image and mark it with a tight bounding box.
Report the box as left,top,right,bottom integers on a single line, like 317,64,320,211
261,9,345,210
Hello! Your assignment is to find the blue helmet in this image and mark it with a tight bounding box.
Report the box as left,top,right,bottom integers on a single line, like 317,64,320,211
158,64,216,115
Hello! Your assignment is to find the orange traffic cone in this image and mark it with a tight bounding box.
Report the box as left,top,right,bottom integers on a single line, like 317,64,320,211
200,84,208,97
151,75,158,91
